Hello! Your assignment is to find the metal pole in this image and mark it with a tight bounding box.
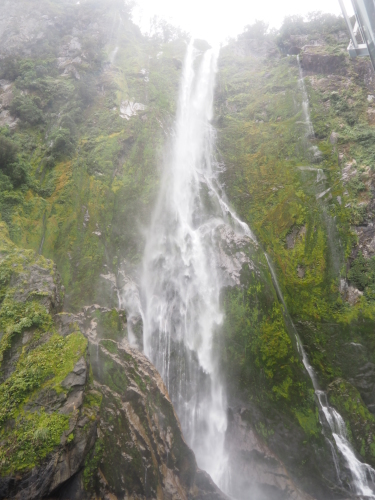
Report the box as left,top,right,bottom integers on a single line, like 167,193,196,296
339,0,359,48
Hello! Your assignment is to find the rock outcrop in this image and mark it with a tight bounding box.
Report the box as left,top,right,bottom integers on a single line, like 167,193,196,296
0,248,227,500
226,408,315,500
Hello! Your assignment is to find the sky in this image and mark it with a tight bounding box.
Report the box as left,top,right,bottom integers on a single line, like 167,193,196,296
132,0,354,44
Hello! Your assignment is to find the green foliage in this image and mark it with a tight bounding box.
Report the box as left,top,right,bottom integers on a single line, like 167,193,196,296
0,136,18,170
348,252,375,296
83,439,104,490
0,410,69,474
0,136,28,188
50,127,76,158
278,12,346,44
0,244,88,475
239,20,270,41
0,332,87,426
221,283,310,406
0,57,21,81
10,95,44,125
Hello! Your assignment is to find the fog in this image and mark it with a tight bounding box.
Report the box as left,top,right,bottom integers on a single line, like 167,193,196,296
132,0,354,43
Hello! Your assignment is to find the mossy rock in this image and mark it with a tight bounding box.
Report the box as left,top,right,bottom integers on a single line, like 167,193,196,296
328,378,375,467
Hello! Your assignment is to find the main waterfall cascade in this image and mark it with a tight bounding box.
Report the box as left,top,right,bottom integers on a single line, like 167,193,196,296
141,42,230,486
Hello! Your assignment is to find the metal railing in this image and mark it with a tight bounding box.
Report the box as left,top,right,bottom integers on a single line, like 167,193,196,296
339,0,375,70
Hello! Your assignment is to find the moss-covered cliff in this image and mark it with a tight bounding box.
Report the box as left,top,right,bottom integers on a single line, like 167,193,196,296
215,13,375,498
0,0,184,311
2,2,375,499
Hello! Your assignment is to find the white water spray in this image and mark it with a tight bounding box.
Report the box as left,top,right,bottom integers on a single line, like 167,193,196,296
141,42,233,486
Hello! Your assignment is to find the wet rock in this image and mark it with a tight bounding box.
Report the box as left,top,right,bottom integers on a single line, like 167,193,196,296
367,107,375,125
226,408,316,500
330,131,338,144
286,226,306,250
349,362,375,412
54,311,228,500
120,100,147,120
353,224,375,259
173,57,183,69
12,262,63,313
301,51,347,76
61,357,87,389
297,265,305,278
341,160,357,183
214,224,257,287
339,279,363,305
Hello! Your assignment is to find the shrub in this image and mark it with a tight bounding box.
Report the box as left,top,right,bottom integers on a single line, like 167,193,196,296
50,128,76,158
0,57,21,81
0,136,28,187
10,95,44,125
0,136,18,170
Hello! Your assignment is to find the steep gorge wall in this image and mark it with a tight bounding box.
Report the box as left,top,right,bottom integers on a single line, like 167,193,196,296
0,0,184,311
2,2,375,499
215,14,375,499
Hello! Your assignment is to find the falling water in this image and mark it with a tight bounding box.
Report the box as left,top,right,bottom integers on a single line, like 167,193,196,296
297,55,315,139
263,56,375,497
267,250,375,496
141,42,232,486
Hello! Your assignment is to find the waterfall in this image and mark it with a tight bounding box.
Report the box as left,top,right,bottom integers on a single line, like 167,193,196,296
141,42,230,486
263,56,375,497
297,55,315,139
140,39,375,498
266,253,375,497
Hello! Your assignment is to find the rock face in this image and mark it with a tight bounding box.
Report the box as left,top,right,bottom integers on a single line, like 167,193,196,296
0,249,227,500
54,306,228,500
226,408,314,500
301,51,347,76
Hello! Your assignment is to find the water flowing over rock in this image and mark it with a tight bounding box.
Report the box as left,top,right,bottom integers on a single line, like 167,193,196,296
141,43,230,487
0,251,227,500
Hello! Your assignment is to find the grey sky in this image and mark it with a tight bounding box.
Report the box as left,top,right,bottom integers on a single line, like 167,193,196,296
132,0,354,43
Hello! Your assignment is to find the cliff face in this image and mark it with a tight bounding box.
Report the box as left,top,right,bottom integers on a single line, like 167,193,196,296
215,14,375,499
0,231,226,500
0,0,184,311
2,2,375,499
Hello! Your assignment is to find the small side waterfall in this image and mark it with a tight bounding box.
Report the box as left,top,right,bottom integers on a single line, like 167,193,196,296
267,56,375,498
297,55,315,139
266,252,375,497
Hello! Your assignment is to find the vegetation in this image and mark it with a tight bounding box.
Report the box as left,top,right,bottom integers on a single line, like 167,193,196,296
1,1,375,492
216,13,375,467
0,245,87,474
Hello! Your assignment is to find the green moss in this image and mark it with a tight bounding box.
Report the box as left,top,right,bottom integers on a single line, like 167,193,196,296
95,309,124,342
255,421,274,441
83,438,104,490
0,332,87,426
293,407,320,439
0,410,69,474
100,338,118,354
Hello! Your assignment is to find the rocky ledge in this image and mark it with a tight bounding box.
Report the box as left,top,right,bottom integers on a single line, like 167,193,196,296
0,243,227,500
